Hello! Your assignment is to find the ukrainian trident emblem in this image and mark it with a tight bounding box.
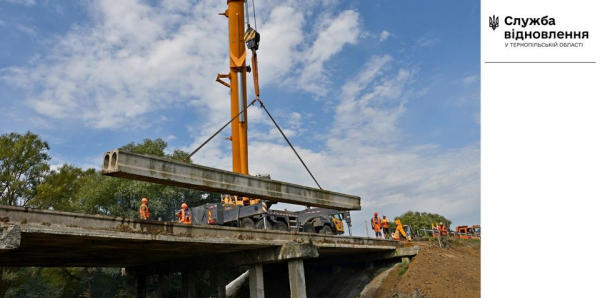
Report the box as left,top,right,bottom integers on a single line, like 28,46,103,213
489,15,499,31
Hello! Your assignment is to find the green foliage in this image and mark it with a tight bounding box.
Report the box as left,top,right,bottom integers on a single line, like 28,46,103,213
397,263,409,277
3,267,135,298
120,138,168,157
391,211,453,235
2,134,222,296
29,165,96,212
0,131,51,206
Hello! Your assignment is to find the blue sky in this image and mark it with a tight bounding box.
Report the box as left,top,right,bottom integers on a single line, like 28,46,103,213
0,0,480,235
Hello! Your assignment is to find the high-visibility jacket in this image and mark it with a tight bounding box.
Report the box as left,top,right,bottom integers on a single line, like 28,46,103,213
381,218,389,229
439,225,448,236
139,204,150,220
177,208,191,224
371,216,381,231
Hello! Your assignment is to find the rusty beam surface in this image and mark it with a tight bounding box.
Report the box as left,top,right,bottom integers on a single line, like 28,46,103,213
0,206,416,268
100,150,361,210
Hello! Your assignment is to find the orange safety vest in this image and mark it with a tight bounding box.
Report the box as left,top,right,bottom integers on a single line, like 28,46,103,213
177,208,191,224
371,216,381,231
381,218,389,228
139,204,150,220
440,225,448,236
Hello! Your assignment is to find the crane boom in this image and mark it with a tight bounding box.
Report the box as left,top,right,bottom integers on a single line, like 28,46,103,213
224,0,249,175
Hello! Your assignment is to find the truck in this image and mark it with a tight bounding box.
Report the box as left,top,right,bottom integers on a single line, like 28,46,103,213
454,225,479,239
296,208,351,235
190,189,351,235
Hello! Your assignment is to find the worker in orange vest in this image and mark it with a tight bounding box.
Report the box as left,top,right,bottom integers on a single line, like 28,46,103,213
381,215,390,239
439,222,449,248
176,203,191,224
371,212,382,238
139,198,151,220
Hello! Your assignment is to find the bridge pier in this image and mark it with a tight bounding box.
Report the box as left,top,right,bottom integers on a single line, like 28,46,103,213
136,275,146,298
182,270,197,298
210,268,226,298
158,273,169,298
249,264,265,298
288,259,307,298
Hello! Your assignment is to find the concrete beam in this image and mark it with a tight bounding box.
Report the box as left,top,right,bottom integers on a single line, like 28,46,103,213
127,242,319,276
101,150,360,210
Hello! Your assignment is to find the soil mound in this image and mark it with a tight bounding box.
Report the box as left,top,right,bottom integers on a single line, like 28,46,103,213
374,239,480,298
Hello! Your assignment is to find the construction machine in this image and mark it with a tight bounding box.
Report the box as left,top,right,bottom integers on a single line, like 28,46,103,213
393,219,413,241
296,208,351,235
182,0,356,234
125,0,361,238
472,224,481,238
454,225,480,239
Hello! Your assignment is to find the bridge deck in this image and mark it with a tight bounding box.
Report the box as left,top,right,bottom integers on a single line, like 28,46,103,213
0,206,417,268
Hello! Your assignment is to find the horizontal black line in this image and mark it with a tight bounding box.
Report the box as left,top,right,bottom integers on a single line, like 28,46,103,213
485,62,596,63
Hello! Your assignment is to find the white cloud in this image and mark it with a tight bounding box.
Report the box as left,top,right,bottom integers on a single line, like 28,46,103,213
1,0,479,233
3,1,363,130
243,55,480,233
15,24,37,36
257,5,305,86
379,30,390,42
3,0,231,130
461,75,478,86
297,10,360,96
185,54,479,231
416,36,440,47
1,0,36,6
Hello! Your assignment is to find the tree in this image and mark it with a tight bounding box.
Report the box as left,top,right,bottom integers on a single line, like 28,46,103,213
0,132,50,206
29,165,96,212
72,138,219,219
2,135,220,296
391,211,453,236
120,138,167,157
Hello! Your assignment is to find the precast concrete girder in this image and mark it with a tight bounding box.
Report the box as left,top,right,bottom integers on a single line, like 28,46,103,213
101,150,361,210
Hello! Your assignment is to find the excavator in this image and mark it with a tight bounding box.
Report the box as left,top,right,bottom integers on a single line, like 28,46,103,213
393,219,413,241
187,0,352,234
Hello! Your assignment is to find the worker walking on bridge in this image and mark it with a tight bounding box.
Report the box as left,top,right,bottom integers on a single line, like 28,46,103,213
381,215,390,239
176,203,191,224
139,198,151,220
371,212,382,238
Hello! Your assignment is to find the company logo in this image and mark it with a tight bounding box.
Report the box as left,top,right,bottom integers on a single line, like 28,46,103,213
489,15,500,31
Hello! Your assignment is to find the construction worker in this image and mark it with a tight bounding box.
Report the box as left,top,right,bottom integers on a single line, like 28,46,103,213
176,203,191,224
381,215,390,239
139,198,150,220
371,212,382,239
439,222,449,248
432,222,439,237
393,219,403,241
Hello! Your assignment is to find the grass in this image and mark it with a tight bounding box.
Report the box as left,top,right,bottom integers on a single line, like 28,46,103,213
397,263,409,277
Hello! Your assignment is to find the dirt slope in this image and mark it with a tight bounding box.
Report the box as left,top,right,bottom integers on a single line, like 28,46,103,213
374,239,480,298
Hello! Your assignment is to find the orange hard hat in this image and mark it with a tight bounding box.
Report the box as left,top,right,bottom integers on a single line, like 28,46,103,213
181,203,188,208
374,212,378,216
141,198,148,203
